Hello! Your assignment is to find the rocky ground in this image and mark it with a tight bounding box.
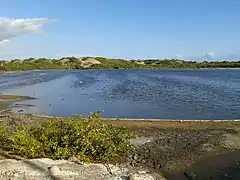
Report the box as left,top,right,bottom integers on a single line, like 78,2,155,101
109,120,240,180
127,130,240,180
1,113,240,179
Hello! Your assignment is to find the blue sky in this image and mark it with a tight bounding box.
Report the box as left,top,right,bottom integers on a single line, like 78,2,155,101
0,0,240,60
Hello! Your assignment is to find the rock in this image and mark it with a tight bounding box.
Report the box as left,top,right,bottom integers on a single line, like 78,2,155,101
49,165,61,176
133,155,138,160
132,172,155,180
0,158,156,180
107,164,129,177
221,134,240,150
201,143,214,152
130,162,135,167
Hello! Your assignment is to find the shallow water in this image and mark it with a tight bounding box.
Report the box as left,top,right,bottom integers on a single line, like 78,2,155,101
0,69,239,119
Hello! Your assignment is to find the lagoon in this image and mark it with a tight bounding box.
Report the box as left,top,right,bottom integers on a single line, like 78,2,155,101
0,69,239,120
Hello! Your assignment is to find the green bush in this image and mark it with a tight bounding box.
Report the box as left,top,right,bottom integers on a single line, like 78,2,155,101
0,122,9,147
0,112,135,162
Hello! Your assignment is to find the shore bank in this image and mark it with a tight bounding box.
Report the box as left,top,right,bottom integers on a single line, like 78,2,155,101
1,113,240,179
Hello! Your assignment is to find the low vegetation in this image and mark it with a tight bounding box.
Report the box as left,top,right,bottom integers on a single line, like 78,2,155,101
1,56,240,71
0,112,135,162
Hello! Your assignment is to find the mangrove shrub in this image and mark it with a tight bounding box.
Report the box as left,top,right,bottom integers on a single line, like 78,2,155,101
0,112,135,162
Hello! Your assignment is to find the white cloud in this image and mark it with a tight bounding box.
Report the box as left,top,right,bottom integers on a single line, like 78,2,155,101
0,17,52,44
204,52,215,58
0,39,9,47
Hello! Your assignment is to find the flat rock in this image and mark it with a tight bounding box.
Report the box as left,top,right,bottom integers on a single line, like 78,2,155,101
0,158,159,180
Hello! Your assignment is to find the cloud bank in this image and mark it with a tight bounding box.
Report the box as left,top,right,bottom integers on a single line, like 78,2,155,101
0,17,52,45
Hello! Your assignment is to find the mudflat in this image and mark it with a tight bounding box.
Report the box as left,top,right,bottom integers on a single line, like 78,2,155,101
0,94,35,111
107,120,240,179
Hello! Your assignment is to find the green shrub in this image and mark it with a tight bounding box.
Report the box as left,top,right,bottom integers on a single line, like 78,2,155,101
0,122,9,147
10,126,44,158
1,112,135,162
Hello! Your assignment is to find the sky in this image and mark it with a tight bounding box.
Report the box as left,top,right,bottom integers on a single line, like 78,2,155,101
0,0,240,61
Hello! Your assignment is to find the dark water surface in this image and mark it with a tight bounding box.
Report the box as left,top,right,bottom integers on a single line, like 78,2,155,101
0,69,239,119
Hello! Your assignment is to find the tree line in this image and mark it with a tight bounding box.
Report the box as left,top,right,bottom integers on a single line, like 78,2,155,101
0,57,240,71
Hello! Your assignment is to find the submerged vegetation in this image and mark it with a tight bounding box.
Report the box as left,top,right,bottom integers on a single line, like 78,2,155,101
0,112,135,162
0,56,240,71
